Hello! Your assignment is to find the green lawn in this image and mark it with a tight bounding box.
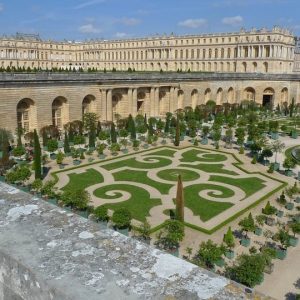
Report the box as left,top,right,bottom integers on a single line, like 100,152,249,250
179,163,238,175
143,148,176,158
184,184,234,221
180,149,227,163
93,184,161,222
209,175,266,198
101,156,172,171
62,169,104,191
113,169,173,194
285,146,300,165
157,168,200,182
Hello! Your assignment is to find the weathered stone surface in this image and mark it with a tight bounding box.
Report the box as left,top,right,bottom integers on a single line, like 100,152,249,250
0,182,268,299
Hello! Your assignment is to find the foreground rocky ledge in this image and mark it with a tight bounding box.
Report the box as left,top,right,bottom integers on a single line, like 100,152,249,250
0,182,269,300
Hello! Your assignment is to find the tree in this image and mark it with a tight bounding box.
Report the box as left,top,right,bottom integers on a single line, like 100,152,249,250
94,206,109,222
31,178,43,193
47,139,58,152
64,132,71,154
194,239,225,269
270,140,285,163
175,175,184,222
238,213,256,238
134,220,151,241
262,201,277,215
174,115,180,146
290,222,300,237
225,253,267,287
33,129,42,179
56,151,65,165
61,189,90,210
112,208,132,229
274,228,290,250
110,122,117,144
212,128,221,149
283,157,296,171
289,97,295,118
127,114,136,140
223,227,235,250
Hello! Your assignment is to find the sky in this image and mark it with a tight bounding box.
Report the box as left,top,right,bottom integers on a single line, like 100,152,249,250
0,0,299,41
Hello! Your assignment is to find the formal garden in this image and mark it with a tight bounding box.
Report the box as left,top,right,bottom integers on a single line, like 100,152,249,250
0,99,300,293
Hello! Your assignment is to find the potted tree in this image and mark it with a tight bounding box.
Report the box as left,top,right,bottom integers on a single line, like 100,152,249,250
30,178,43,195
96,143,107,159
276,191,286,217
270,140,285,171
56,151,65,169
283,157,296,177
273,228,290,260
238,213,256,247
255,215,266,236
93,206,109,228
223,227,235,259
201,126,210,145
133,220,151,244
289,222,300,247
112,208,132,236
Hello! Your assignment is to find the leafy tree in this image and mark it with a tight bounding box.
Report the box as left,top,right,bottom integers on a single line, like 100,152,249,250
96,143,106,155
61,189,90,210
47,139,58,152
56,151,65,165
225,253,267,287
238,213,256,238
33,129,42,179
94,206,109,222
270,140,285,163
194,239,225,269
283,157,296,171
174,115,180,146
112,208,132,229
212,128,221,149
134,220,151,240
64,132,71,154
110,123,117,144
289,97,295,118
223,227,235,250
290,222,300,237
31,178,43,193
274,228,290,250
262,201,277,215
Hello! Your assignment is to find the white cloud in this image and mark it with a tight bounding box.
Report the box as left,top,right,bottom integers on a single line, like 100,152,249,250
222,16,243,26
115,32,129,38
0,3,3,12
178,18,207,29
74,0,105,10
118,17,140,26
78,24,102,34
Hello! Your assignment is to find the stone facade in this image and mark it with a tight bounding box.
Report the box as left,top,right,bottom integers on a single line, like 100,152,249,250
0,27,296,74
0,72,299,132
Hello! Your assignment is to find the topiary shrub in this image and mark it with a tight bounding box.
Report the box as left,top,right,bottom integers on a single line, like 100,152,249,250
112,208,132,229
94,206,109,222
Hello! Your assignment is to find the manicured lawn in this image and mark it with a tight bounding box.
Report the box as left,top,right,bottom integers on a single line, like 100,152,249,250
285,146,300,165
101,156,172,171
209,175,266,198
94,184,161,222
180,149,227,163
180,163,238,175
143,148,176,157
157,168,200,182
62,169,104,191
113,169,173,194
184,184,234,221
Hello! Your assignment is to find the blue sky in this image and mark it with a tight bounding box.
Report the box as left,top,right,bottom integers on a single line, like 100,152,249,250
0,0,299,40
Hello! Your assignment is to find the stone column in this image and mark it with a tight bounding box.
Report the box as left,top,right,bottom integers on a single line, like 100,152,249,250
154,87,159,117
101,89,107,121
128,88,133,115
107,89,112,122
150,87,155,116
170,87,177,113
132,88,138,117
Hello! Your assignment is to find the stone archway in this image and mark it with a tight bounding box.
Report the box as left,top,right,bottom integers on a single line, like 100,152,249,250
52,97,69,129
137,92,146,115
263,88,275,108
178,90,184,110
191,89,198,108
227,88,234,104
82,94,96,117
204,88,212,103
243,87,256,102
17,98,37,132
281,88,288,104
112,93,122,121
216,88,224,105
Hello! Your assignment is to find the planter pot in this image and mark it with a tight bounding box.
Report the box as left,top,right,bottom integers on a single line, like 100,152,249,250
180,136,185,141
265,217,276,226
167,247,179,257
73,160,81,166
69,142,74,146
276,248,287,260
291,131,298,139
298,171,300,181
111,152,119,156
122,149,129,154
59,164,65,169
88,158,94,163
99,154,106,159
289,236,299,247
89,147,95,151
201,138,208,145
98,220,108,229
293,215,300,222
295,197,300,204
161,140,167,145
43,146,48,151
143,144,149,149
215,258,225,267
276,210,284,218
47,198,57,205
285,169,293,177
115,227,129,236
285,202,294,210
271,132,279,140
225,250,235,259
241,238,250,247
50,153,57,160
273,162,280,171
264,263,274,274
255,227,263,236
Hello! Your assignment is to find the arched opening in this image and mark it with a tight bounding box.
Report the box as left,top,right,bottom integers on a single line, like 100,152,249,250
216,88,224,105
227,88,234,103
281,88,288,104
52,97,68,129
178,90,184,110
17,98,36,132
243,87,255,101
263,62,268,73
263,88,275,108
191,89,198,108
253,62,257,72
137,92,146,115
159,90,168,116
242,62,247,73
112,93,122,121
82,94,96,117
204,88,212,103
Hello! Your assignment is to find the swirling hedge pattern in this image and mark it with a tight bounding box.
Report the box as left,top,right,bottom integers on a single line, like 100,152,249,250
180,149,227,163
157,168,200,182
94,184,161,222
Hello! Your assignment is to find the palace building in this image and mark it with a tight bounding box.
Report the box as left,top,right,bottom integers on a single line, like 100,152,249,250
0,27,299,133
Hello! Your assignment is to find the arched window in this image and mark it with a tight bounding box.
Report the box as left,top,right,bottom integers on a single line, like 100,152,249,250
17,98,35,132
